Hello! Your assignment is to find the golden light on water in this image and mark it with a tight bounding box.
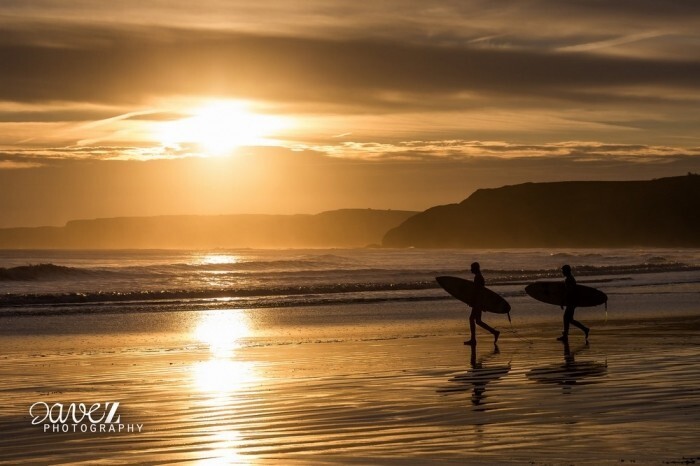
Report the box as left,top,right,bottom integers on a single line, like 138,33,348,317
192,310,256,399
193,309,252,356
192,358,256,394
156,100,291,156
195,430,250,466
199,254,241,265
192,310,258,465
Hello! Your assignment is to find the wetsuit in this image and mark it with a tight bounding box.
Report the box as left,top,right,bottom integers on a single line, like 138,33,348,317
468,271,499,343
562,274,588,338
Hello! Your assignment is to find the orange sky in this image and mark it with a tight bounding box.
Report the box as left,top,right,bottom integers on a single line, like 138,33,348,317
1,1,699,226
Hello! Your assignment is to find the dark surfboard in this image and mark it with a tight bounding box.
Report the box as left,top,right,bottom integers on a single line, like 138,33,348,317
525,282,607,307
436,276,511,314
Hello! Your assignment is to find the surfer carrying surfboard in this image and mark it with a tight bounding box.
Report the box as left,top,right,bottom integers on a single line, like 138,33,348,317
557,265,590,342
464,262,500,346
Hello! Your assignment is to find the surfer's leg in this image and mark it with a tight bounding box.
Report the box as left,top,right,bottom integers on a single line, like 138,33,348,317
476,319,497,334
569,312,590,339
465,308,477,345
475,316,499,343
559,306,574,340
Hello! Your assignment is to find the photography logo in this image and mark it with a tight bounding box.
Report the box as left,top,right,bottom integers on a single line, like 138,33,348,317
29,401,144,433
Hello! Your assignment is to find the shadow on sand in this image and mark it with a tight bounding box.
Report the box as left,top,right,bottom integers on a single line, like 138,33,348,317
437,344,511,406
527,341,607,390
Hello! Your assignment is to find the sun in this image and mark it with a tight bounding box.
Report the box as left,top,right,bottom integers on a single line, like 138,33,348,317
157,100,288,156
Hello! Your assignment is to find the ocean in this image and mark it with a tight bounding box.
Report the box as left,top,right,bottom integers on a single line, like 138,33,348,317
2,248,699,322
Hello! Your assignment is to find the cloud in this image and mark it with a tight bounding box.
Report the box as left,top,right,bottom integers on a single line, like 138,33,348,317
0,160,43,169
4,139,699,168
0,144,202,165
299,140,700,162
2,1,699,42
0,24,699,113
556,31,668,53
0,2,698,162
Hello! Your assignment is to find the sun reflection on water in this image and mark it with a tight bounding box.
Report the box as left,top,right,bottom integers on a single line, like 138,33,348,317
192,358,256,395
194,310,251,357
196,430,250,465
198,254,241,265
191,310,258,465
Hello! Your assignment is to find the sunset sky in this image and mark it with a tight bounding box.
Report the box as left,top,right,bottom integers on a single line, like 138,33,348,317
1,1,699,227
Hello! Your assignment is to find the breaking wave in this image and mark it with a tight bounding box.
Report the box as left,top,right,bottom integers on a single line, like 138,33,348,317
0,259,697,316
0,264,112,281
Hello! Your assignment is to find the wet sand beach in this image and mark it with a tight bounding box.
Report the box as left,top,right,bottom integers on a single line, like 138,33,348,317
1,308,699,465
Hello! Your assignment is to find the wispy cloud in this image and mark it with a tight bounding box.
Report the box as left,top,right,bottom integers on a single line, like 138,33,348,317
556,31,668,53
0,160,43,169
300,140,700,162
4,140,698,169
0,144,202,166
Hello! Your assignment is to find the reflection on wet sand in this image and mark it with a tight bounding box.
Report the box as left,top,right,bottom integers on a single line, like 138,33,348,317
527,341,607,391
191,310,257,465
1,316,698,464
437,344,511,407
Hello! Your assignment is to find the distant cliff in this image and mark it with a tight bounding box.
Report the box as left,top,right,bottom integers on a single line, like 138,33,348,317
383,175,700,248
0,209,416,249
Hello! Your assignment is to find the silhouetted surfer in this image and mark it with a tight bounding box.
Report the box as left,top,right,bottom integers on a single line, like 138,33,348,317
557,265,590,342
464,262,500,346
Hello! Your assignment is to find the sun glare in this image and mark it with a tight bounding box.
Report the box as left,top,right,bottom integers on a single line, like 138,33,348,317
194,310,251,356
157,101,289,156
198,253,240,265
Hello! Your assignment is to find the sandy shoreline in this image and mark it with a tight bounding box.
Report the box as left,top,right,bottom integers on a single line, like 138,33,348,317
1,310,699,465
